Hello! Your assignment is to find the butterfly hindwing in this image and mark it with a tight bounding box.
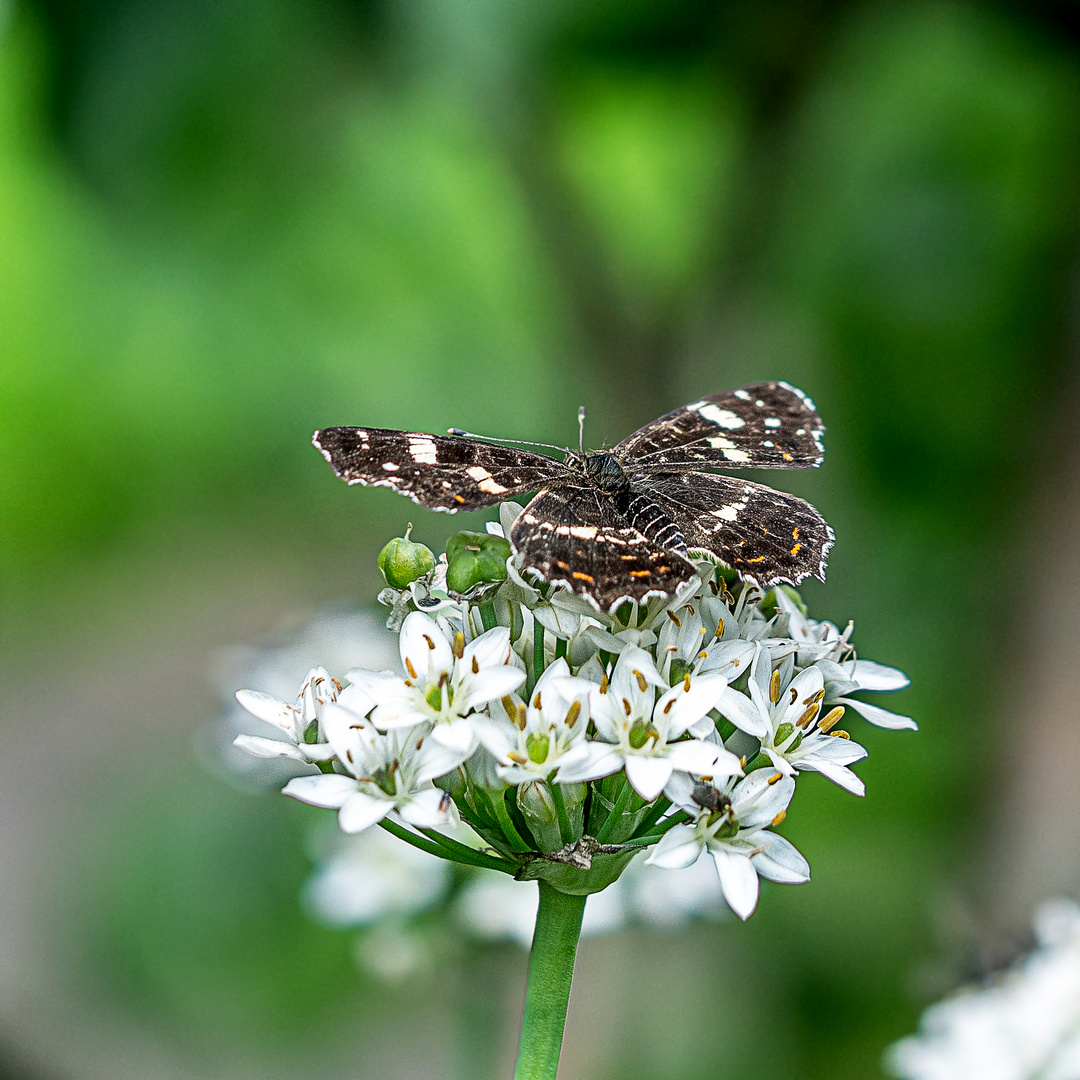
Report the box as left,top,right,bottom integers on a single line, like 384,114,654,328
512,486,698,609
615,381,825,470
644,472,834,586
313,428,567,512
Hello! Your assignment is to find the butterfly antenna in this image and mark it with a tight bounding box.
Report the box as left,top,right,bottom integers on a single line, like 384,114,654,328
447,428,563,451
578,406,586,454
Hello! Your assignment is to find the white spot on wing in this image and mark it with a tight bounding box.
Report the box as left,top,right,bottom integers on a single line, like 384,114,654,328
409,438,438,465
764,417,781,429
696,403,746,430
466,465,508,494
734,390,751,401
382,462,400,471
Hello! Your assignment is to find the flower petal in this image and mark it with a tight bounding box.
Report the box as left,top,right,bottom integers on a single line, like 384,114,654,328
752,831,810,883
715,687,769,739
625,755,674,802
401,611,453,681
338,791,393,833
234,690,297,736
711,848,759,920
283,773,358,809
851,660,909,691
397,788,454,828
646,824,704,870
837,697,918,731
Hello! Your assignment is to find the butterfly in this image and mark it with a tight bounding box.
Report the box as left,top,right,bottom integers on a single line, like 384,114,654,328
313,381,834,611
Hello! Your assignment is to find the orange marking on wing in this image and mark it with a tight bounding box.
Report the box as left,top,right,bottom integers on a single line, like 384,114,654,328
746,556,766,564
629,570,651,578
572,571,595,584
790,543,802,557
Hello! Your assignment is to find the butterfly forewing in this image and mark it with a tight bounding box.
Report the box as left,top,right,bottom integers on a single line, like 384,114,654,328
645,473,834,585
615,381,825,470
512,486,698,609
313,428,567,512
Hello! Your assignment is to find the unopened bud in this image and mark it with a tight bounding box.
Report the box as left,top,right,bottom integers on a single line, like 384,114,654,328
377,526,435,589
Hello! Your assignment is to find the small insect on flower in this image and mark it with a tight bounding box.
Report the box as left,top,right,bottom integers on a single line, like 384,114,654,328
314,382,834,611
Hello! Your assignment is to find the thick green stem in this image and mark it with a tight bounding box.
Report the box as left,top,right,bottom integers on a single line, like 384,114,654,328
513,882,587,1080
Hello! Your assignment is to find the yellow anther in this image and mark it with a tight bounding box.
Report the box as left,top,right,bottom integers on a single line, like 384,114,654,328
516,703,528,729
770,669,782,704
633,670,648,693
533,691,542,711
453,631,465,659
405,657,418,680
767,772,782,785
622,698,632,716
422,634,437,651
683,672,692,692
599,673,609,694
666,610,681,628
508,751,528,764
796,703,820,729
802,688,825,705
663,697,675,714
830,729,851,740
501,695,516,716
818,706,845,733
698,650,709,660
565,701,582,728
771,809,787,827
714,618,725,640
471,656,479,674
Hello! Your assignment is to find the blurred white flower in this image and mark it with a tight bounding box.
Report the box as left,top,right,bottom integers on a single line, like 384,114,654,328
303,825,451,927
886,899,1080,1080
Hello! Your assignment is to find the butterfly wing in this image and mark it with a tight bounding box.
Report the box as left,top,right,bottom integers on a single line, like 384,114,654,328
642,472,834,585
511,485,698,610
615,382,825,470
314,428,568,511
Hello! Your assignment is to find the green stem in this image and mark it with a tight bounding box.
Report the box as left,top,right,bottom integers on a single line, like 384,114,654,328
419,828,517,875
554,637,568,661
479,787,532,853
530,622,546,695
378,819,509,872
513,882,587,1080
478,601,498,632
548,782,573,845
592,778,634,844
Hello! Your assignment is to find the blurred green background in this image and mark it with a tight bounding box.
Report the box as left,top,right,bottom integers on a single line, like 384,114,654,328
3,0,1080,1077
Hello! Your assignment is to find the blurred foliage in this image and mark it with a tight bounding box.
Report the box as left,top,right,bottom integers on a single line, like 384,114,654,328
5,0,1080,1077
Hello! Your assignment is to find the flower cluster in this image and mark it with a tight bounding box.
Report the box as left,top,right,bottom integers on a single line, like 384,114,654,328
233,505,912,921
886,899,1080,1080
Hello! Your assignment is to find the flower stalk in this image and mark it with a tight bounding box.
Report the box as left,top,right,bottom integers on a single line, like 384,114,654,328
513,882,587,1080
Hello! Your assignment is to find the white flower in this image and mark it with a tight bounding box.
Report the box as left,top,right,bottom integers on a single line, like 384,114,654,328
233,666,344,763
773,590,916,730
588,646,742,801
647,769,809,920
474,658,618,785
886,899,1080,1080
302,823,451,927
347,611,525,757
283,700,462,833
721,649,869,795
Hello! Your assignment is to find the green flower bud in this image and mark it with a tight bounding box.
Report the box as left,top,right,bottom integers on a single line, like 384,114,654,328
377,525,435,589
445,531,511,594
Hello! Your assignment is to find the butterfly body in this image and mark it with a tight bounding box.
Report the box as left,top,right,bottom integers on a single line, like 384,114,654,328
314,382,834,611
